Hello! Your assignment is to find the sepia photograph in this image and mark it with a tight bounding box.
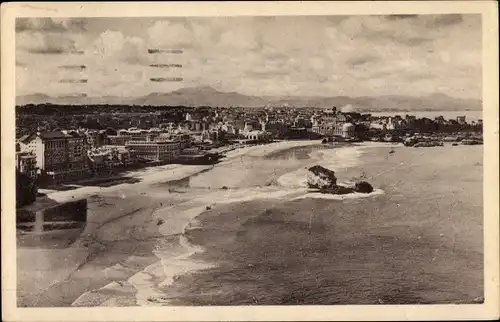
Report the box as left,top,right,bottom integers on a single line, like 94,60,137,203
2,1,499,321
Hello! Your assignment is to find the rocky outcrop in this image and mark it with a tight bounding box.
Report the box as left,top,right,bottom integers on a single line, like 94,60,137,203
306,165,337,190
306,165,374,194
355,181,374,193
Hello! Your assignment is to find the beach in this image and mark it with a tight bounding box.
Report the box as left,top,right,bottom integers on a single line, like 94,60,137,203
17,140,483,306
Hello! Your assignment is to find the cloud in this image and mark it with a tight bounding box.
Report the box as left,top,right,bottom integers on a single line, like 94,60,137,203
16,18,87,32
147,20,196,49
16,31,84,54
15,15,482,100
425,14,464,27
385,15,419,20
338,15,437,47
90,30,148,64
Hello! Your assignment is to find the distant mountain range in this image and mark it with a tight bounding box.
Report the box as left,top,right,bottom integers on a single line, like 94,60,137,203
16,86,482,112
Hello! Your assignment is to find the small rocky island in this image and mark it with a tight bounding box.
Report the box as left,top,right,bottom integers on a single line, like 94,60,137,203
306,165,374,194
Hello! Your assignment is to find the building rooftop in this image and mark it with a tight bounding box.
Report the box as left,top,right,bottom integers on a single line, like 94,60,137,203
19,133,36,143
39,131,70,140
126,140,177,144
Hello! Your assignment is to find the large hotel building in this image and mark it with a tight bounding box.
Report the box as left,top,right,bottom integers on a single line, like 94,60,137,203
125,139,181,162
18,131,88,183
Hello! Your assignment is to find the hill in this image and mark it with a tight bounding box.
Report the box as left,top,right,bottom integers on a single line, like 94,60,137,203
16,86,482,111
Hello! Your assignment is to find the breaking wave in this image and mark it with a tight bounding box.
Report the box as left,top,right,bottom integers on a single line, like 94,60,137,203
71,142,392,307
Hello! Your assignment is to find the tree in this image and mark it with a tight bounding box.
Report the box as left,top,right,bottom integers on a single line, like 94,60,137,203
16,169,37,208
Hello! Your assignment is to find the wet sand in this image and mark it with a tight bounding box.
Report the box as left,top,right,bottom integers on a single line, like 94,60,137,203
17,193,167,307
17,142,483,306
16,140,324,307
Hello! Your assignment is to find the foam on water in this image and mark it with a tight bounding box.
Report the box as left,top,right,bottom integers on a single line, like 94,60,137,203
276,143,402,190
138,187,306,301
71,141,393,306
277,145,364,189
74,186,306,307
276,169,309,188
126,234,213,306
317,146,363,170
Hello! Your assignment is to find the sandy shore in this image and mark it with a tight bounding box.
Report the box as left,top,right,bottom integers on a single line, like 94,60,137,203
17,140,483,306
17,140,324,307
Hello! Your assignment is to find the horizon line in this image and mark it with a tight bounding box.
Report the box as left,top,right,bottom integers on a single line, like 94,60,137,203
15,90,481,101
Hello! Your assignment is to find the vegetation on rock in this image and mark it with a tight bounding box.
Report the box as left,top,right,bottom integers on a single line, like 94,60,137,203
306,165,374,194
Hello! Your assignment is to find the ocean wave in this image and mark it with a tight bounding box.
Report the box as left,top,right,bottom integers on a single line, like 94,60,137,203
123,232,212,306
70,141,391,307
127,187,307,305
276,169,309,188
316,146,364,170
276,145,365,189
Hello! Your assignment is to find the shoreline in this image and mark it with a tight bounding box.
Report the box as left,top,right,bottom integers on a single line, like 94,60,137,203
18,139,323,307
40,140,323,201
65,142,416,306
17,141,483,306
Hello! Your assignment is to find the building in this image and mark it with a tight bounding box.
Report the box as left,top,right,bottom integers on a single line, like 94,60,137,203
83,130,107,148
15,152,37,179
18,133,38,154
457,116,467,125
434,116,446,124
87,145,137,170
342,123,355,138
106,135,131,145
64,131,87,178
159,133,192,149
244,130,268,141
311,108,349,137
125,140,181,162
106,128,161,146
386,117,406,130
265,120,287,138
20,131,89,184
188,119,209,132
315,123,336,136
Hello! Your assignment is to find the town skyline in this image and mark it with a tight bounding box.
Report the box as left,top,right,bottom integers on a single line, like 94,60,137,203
16,14,482,100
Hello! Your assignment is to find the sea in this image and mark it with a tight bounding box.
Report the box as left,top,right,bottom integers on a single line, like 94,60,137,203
27,141,482,307
73,142,483,306
367,110,483,122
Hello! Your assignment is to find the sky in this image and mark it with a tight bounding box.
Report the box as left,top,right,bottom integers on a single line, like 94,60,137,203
15,15,482,99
